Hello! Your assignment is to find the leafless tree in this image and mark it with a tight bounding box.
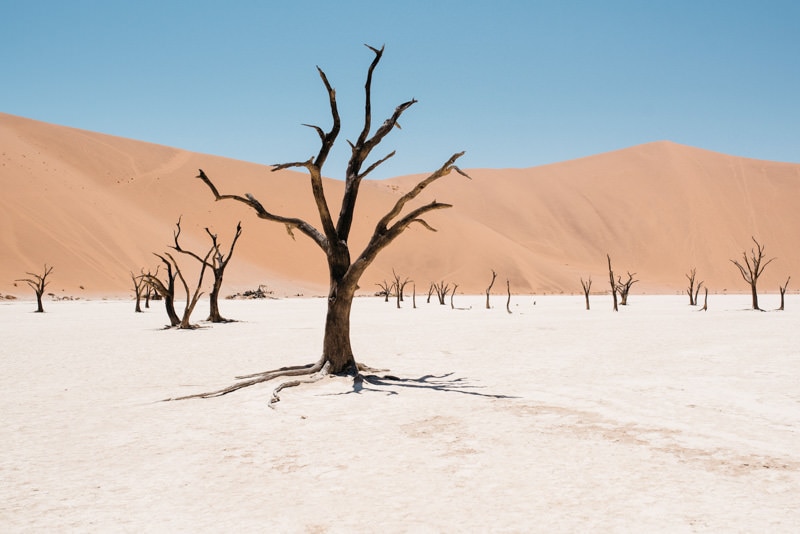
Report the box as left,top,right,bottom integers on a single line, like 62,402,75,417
616,271,638,306
485,269,497,309
778,276,790,311
375,280,392,302
506,279,512,314
131,269,146,313
580,276,592,310
730,237,775,311
450,283,458,309
143,254,180,327
183,45,467,402
685,268,701,306
412,283,417,309
607,254,618,312
170,249,213,329
391,269,411,309
431,281,451,305
16,264,53,313
171,217,242,323
426,282,435,304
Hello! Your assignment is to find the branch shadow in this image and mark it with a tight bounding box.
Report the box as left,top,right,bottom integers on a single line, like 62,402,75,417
329,372,518,400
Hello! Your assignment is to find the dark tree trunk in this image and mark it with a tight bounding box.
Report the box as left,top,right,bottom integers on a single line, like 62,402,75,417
323,285,357,374
207,276,226,322
35,293,44,313
750,284,760,311
165,293,180,327
607,254,618,312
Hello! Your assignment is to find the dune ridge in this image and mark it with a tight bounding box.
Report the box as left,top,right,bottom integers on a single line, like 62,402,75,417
2,112,799,298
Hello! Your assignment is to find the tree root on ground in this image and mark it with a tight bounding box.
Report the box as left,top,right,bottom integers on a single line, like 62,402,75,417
164,360,391,405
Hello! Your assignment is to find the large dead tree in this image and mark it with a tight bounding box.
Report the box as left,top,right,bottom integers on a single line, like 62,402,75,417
730,237,775,311
185,45,467,402
16,264,53,313
171,217,242,322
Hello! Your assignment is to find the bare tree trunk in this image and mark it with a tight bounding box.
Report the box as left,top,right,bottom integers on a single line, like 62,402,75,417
700,287,708,311
607,254,618,312
778,276,790,311
412,283,416,309
580,276,592,310
486,269,497,309
208,277,225,321
686,268,697,305
450,283,458,309
322,276,357,374
506,279,512,314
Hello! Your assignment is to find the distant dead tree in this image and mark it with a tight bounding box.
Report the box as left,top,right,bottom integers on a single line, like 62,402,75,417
616,271,638,306
131,269,146,313
580,276,592,310
412,283,417,309
506,279,512,314
426,282,435,304
685,268,704,306
391,269,411,309
606,254,618,312
730,237,775,311
375,280,392,302
16,264,53,313
778,276,790,311
184,44,467,402
485,269,497,309
171,217,242,323
700,287,708,311
450,283,458,309
431,281,451,305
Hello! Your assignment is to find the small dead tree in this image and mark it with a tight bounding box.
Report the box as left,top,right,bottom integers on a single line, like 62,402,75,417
16,264,54,313
412,283,417,309
700,287,708,311
616,272,638,306
730,237,775,311
450,283,458,309
171,217,242,323
131,269,146,313
170,250,213,329
778,276,790,311
485,269,497,309
580,276,592,310
607,254,618,312
506,279,512,314
184,44,467,402
426,282,435,304
432,281,451,305
391,269,411,309
686,268,699,306
375,280,392,302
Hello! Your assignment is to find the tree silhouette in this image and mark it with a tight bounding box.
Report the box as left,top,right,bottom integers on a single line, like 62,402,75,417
16,264,53,313
730,237,775,311
183,45,467,402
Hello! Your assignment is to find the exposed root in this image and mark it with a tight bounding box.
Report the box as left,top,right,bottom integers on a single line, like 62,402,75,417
165,359,326,401
270,361,331,406
356,362,389,373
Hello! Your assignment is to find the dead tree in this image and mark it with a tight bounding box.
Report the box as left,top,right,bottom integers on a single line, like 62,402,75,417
616,272,638,306
730,237,775,311
375,280,392,302
700,287,708,311
506,279,512,314
412,283,417,309
143,254,180,327
450,283,458,309
426,282,435,304
16,264,53,313
607,254,618,312
686,268,699,306
391,269,411,309
170,250,213,329
171,217,242,323
580,276,592,310
131,269,146,313
432,281,451,305
778,276,790,311
185,45,467,402
485,269,497,309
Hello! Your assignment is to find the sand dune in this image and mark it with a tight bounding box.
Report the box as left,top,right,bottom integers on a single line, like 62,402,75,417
2,112,799,298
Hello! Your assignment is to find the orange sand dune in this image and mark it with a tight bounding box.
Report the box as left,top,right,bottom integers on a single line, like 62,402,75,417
2,112,799,298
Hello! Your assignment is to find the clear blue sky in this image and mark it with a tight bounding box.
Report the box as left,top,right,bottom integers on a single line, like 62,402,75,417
3,1,798,178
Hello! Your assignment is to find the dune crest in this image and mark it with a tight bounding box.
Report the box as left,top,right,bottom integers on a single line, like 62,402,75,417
2,112,799,297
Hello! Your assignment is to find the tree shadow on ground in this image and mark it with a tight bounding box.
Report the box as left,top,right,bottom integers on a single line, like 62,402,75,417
329,372,518,400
